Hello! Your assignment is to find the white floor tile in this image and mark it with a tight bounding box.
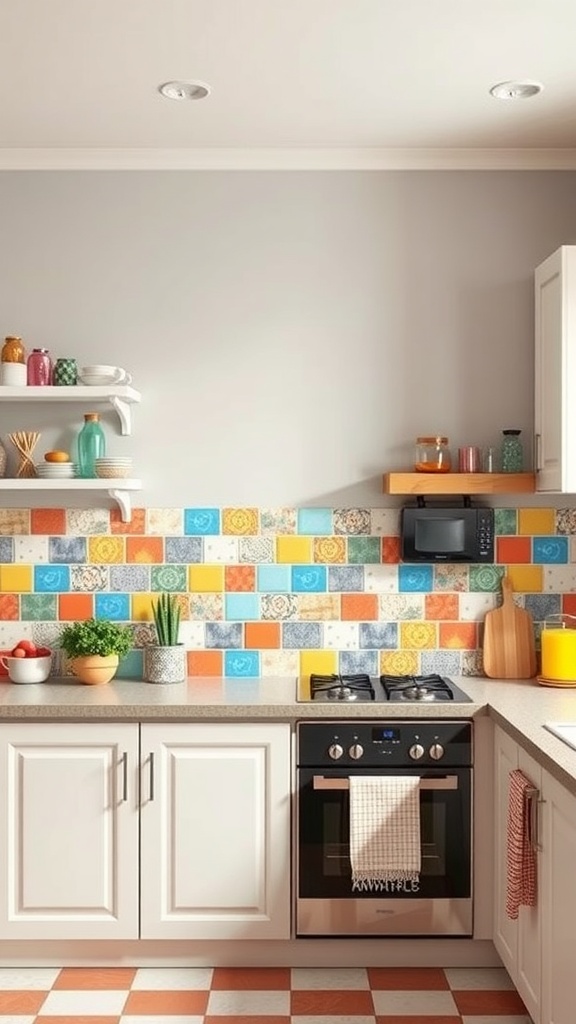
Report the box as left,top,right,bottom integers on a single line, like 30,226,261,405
0,968,60,990
291,1017,376,1024
372,988,459,1015
291,967,369,990
38,988,128,1015
0,1017,36,1024
131,967,213,990
445,966,515,990
207,989,290,1015
120,1018,204,1024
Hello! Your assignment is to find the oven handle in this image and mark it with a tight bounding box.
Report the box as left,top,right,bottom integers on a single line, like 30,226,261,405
312,775,459,791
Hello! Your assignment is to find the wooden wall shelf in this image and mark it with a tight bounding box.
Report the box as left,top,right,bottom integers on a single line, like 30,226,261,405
383,472,536,495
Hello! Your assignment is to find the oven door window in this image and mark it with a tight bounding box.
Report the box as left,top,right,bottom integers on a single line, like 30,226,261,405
297,768,471,900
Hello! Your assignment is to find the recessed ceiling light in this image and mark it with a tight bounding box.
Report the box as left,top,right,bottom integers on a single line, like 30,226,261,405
158,80,210,101
489,80,543,100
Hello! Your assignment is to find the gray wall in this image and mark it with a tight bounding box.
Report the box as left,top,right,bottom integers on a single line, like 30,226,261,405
0,170,575,509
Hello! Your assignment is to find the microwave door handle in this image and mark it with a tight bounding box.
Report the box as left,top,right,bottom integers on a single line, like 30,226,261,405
312,775,458,791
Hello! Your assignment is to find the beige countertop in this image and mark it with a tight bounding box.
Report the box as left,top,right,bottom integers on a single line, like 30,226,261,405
2,673,576,794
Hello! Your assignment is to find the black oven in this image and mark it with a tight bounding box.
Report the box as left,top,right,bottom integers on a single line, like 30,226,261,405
296,720,473,937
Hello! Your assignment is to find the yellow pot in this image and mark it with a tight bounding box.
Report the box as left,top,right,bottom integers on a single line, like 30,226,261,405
72,654,119,685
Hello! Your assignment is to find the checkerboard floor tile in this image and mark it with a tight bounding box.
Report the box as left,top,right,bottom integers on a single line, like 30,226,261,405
0,965,532,1023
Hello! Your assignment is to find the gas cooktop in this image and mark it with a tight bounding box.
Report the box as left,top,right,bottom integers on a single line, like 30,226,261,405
297,673,473,704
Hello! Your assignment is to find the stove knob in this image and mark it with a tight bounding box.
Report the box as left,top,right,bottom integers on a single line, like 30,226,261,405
328,743,344,760
429,743,445,761
409,743,425,760
349,743,364,760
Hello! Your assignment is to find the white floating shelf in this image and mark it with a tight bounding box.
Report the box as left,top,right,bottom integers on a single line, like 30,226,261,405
0,478,142,522
0,385,141,435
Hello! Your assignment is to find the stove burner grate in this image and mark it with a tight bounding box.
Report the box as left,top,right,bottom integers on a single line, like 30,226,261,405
310,673,376,702
380,673,455,702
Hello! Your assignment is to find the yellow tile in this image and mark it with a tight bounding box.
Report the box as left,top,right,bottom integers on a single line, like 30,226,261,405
188,564,224,592
299,650,337,676
0,565,32,592
381,650,419,675
276,536,312,564
132,593,154,621
507,565,543,592
222,508,259,535
400,621,437,649
88,536,125,563
518,508,556,535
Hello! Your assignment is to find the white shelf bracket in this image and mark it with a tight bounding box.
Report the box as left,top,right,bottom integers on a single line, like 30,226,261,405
108,488,131,522
109,396,131,435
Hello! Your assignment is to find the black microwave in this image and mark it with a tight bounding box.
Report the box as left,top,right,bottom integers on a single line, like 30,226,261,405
400,504,494,563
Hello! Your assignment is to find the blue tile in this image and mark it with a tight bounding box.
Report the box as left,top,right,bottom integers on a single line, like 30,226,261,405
165,536,203,563
95,593,130,620
184,508,220,535
0,537,14,562
34,565,70,592
292,565,327,593
282,622,322,648
205,622,243,649
398,564,434,592
340,650,378,676
225,593,260,621
257,565,291,593
297,508,332,535
48,537,87,563
328,566,364,592
359,622,398,649
109,565,150,592
116,649,144,679
533,536,569,564
224,650,260,677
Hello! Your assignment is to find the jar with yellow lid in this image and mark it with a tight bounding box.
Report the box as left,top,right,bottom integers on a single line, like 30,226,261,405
414,436,451,473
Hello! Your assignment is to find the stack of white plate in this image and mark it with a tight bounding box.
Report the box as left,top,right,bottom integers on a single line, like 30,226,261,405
35,462,76,479
94,457,133,479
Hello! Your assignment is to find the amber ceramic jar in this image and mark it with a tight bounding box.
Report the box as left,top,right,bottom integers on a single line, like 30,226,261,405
414,436,451,473
1,336,25,363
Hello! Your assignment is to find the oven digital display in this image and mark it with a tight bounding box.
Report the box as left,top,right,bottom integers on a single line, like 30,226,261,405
372,727,400,742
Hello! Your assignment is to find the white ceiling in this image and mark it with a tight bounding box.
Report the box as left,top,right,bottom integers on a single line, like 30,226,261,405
2,0,576,168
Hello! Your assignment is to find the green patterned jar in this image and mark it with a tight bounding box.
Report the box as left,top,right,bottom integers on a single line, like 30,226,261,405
53,357,78,385
501,429,523,472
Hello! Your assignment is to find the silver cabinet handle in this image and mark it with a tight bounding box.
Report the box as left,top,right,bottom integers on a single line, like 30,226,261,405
534,433,542,473
312,775,458,791
149,752,155,802
121,750,128,802
526,786,544,852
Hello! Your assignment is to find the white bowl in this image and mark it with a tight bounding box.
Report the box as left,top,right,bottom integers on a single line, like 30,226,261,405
95,465,132,479
79,365,131,385
0,653,52,683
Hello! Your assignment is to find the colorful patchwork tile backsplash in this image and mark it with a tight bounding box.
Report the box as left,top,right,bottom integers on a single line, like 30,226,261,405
1,504,576,679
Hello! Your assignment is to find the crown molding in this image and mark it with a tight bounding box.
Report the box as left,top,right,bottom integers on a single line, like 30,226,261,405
1,147,576,171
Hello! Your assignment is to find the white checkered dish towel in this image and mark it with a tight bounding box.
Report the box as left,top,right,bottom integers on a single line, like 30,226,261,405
349,776,421,891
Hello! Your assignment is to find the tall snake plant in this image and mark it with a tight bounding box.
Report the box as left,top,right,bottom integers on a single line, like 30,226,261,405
151,592,181,646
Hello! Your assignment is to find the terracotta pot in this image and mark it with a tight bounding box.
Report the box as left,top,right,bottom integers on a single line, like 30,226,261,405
72,654,119,685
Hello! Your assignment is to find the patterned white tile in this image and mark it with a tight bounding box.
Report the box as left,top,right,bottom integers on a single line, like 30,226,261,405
39,989,128,1014
291,967,369,989
66,508,110,534
13,537,48,563
459,592,498,620
444,967,515,990
543,565,576,592
145,508,183,535
0,967,59,989
260,650,299,675
365,565,398,593
131,967,213,990
324,622,359,650
203,537,239,563
379,594,424,620
370,508,401,536
207,990,290,1015
177,621,206,649
372,989,458,1015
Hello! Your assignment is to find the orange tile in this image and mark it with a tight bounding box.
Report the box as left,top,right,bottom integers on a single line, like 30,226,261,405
382,536,401,563
0,991,46,1013
341,594,378,620
425,593,458,620
245,622,281,649
126,536,164,563
187,650,223,676
124,990,208,1015
110,506,145,533
496,536,532,563
0,593,19,620
439,622,477,650
291,990,374,1015
563,593,576,616
225,565,256,591
31,507,67,534
212,967,291,990
452,989,527,1015
368,967,449,990
54,967,136,989
58,593,94,621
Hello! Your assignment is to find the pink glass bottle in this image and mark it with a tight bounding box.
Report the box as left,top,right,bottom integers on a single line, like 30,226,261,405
27,348,53,386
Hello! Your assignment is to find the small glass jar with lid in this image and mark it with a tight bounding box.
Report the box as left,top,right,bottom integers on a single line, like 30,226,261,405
414,435,451,473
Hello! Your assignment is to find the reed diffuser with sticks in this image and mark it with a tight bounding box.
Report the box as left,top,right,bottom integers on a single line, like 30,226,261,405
8,431,41,477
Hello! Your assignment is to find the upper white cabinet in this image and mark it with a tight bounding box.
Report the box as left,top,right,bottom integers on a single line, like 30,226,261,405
534,245,576,492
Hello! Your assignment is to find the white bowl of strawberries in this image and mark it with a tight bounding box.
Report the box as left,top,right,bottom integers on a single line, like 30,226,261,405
0,640,53,684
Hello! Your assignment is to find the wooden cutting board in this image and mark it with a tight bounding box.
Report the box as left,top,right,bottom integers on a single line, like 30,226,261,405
483,577,537,679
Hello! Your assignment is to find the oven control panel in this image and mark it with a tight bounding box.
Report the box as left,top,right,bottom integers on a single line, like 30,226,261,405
297,720,472,767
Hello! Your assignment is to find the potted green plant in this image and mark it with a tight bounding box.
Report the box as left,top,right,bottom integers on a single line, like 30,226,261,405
143,592,187,684
59,618,133,685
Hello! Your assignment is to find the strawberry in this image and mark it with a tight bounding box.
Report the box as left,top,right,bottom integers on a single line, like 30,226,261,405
11,647,27,658
16,640,37,656
35,647,51,658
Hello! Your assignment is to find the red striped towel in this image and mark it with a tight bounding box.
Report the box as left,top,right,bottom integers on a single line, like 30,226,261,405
506,768,537,919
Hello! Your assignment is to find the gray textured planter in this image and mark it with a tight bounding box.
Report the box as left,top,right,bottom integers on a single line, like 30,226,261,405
143,644,186,684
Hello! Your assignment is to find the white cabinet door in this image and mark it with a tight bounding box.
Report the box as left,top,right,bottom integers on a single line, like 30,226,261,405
140,722,291,940
0,723,139,939
540,770,576,1024
493,725,541,1024
535,245,576,492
